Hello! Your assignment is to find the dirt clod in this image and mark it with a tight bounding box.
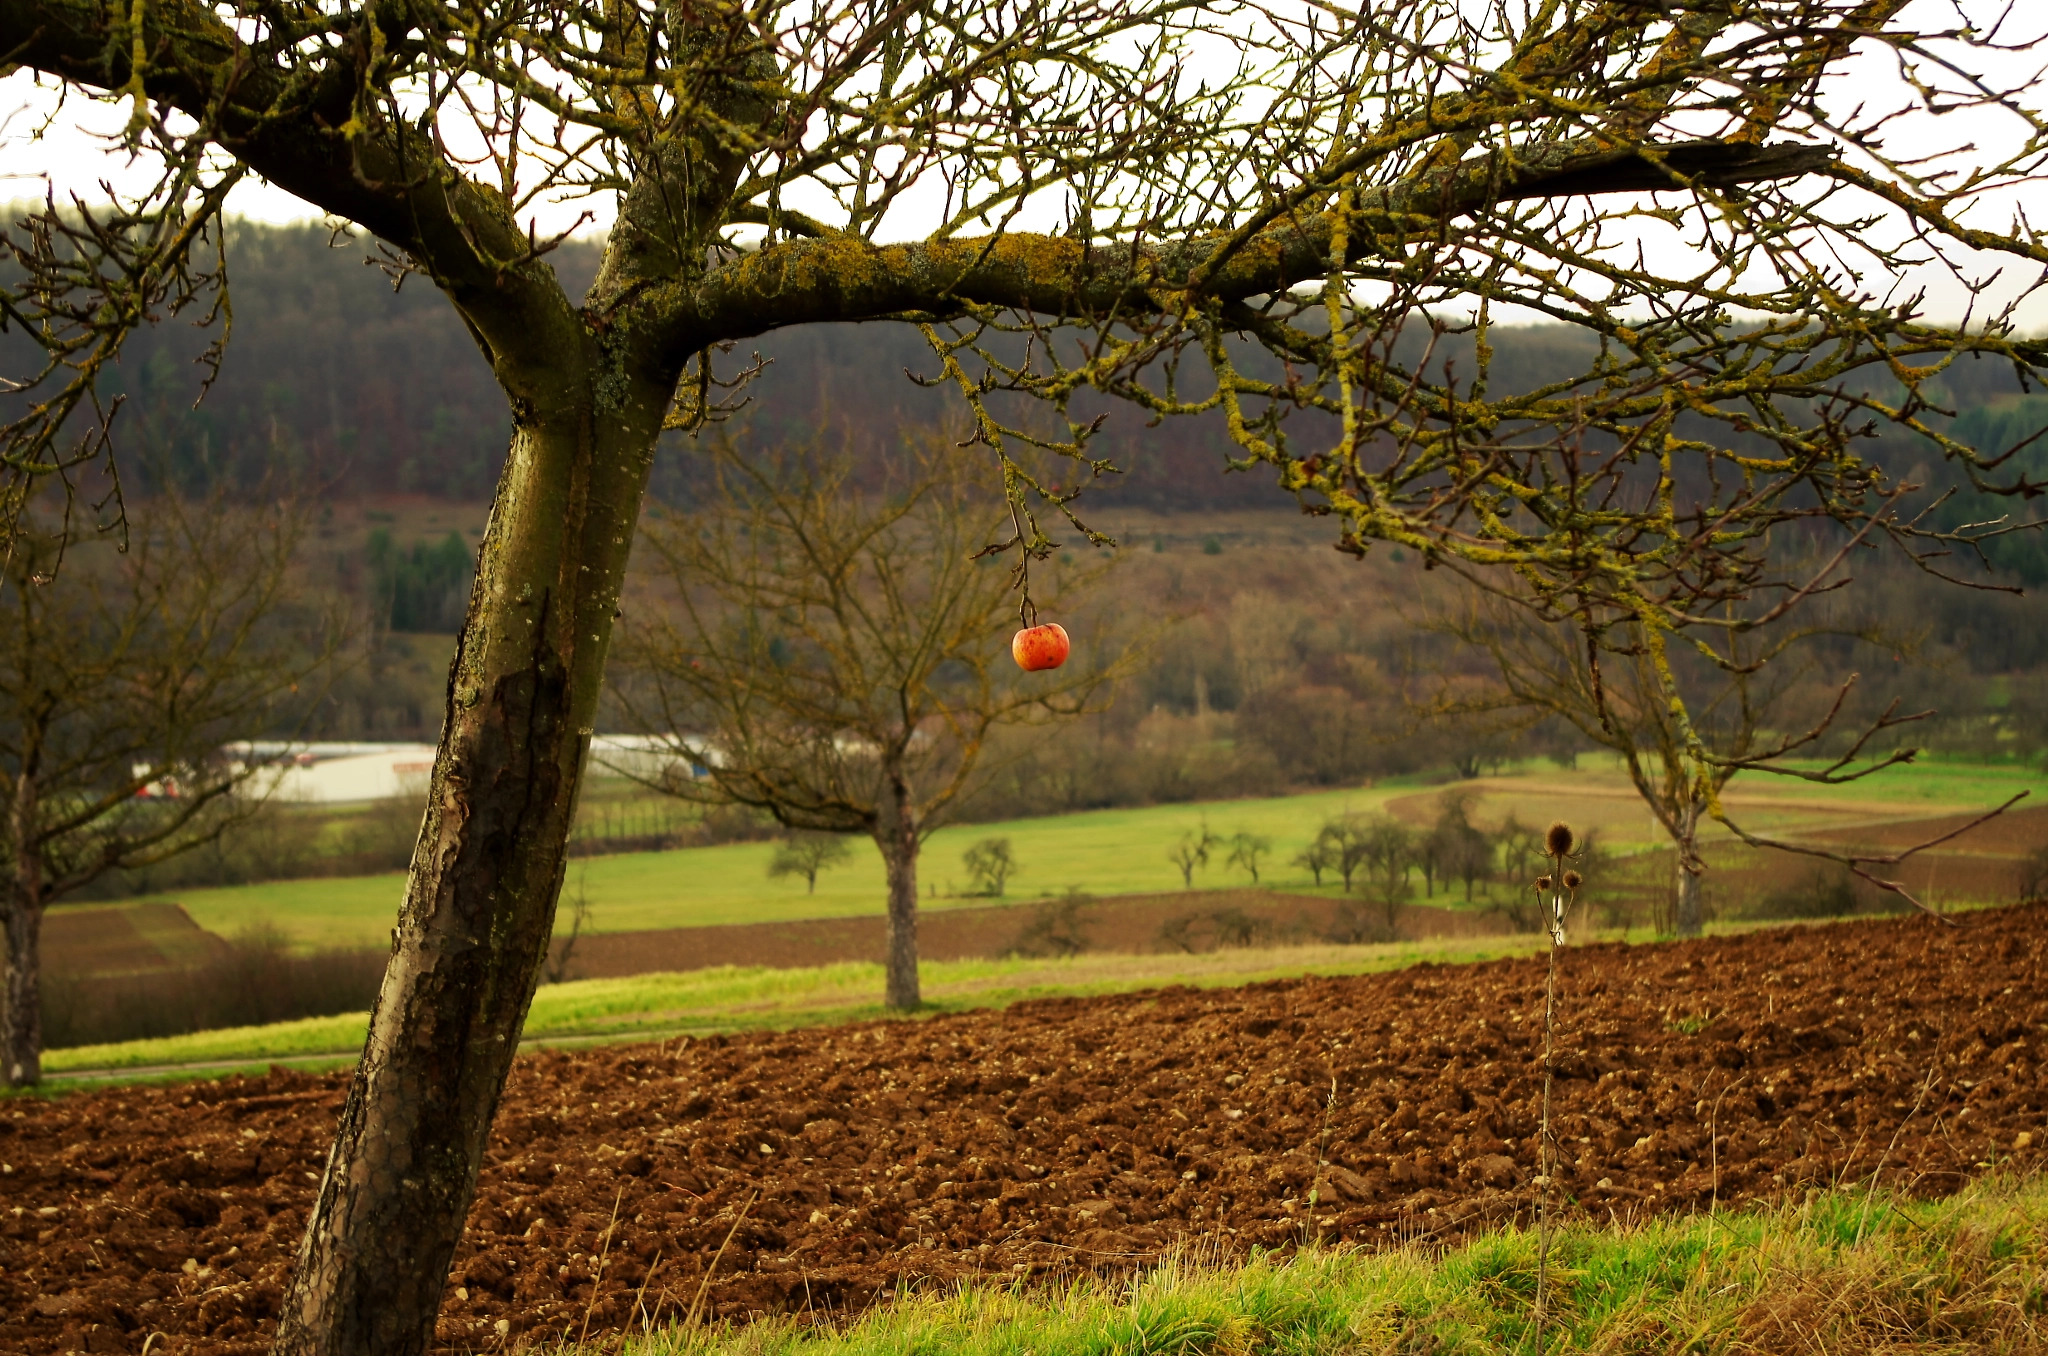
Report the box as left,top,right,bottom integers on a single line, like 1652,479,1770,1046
4,906,2045,1353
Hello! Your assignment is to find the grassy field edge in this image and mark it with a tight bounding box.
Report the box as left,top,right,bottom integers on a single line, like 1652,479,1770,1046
578,1173,2048,1356
41,909,2017,1083
38,936,1547,1080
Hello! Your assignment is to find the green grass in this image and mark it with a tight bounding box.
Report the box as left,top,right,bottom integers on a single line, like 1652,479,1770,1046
78,755,2042,953
105,782,1420,950
557,1173,2048,1356
42,934,1543,1077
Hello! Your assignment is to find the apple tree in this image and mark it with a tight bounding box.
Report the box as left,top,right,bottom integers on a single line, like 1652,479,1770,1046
1,0,2044,1350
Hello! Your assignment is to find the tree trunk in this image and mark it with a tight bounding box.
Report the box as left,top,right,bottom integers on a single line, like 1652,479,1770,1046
877,771,921,1010
1674,800,1706,938
271,340,670,1355
2,885,41,1088
3,768,40,1088
1674,859,1705,936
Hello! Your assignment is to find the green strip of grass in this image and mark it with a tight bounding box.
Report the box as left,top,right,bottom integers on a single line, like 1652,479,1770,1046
64,757,2037,954
113,783,1422,950
42,935,1541,1078
571,1173,2048,1356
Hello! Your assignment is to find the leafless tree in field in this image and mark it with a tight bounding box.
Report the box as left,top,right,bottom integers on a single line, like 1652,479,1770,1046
1434,575,2005,933
609,442,1123,1008
3,0,2045,1346
767,829,854,894
0,495,339,1085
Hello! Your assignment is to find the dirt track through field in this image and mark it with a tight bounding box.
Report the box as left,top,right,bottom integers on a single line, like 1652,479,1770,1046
5,907,2045,1354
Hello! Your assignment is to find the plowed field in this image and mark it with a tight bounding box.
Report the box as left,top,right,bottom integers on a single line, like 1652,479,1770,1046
5,906,2045,1355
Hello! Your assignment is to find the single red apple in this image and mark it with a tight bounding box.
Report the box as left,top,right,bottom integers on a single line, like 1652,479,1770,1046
1012,622,1071,672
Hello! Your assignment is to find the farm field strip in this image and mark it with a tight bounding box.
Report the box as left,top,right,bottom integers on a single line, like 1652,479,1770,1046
69,759,2046,952
41,936,1546,1078
5,906,2042,1354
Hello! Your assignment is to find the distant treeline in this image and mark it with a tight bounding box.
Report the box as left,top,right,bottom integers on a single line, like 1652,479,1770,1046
14,219,2039,534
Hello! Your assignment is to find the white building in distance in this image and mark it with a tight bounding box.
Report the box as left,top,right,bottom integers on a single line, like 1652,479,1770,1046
206,736,691,805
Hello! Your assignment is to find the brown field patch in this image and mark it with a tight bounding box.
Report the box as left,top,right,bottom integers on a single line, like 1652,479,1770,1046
1790,801,2048,855
4,905,2045,1353
42,904,232,979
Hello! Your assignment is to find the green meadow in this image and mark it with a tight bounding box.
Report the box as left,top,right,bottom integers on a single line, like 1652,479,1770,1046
71,756,2041,953
121,783,1416,950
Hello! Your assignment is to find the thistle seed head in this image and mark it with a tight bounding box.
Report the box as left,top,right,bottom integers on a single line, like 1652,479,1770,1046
1545,821,1575,858
1535,875,1554,893
1562,869,1583,890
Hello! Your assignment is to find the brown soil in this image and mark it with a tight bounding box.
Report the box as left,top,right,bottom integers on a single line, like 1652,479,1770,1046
5,906,2045,1355
553,891,1509,980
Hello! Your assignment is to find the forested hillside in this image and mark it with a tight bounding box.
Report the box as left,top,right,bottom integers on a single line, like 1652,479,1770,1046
27,220,2038,522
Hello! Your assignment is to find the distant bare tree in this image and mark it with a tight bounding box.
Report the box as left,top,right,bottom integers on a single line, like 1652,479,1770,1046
1433,580,1999,934
961,837,1019,897
1225,831,1273,885
611,443,1124,1008
1,495,339,1085
769,831,854,895
1167,825,1222,889
1292,837,1335,888
1316,816,1375,894
1355,814,1415,937
1429,789,1496,903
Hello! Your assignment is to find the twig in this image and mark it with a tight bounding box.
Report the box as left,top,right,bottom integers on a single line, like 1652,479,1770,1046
1855,1058,1942,1246
621,1247,662,1351
578,1185,625,1350
1717,793,2028,922
1707,1073,1750,1224
1534,926,1559,1355
685,1188,761,1330
1303,1074,1341,1248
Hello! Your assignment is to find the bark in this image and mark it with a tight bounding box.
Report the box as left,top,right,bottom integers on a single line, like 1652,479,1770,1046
1675,860,1705,937
2,890,41,1088
3,768,40,1088
269,325,673,1356
878,769,922,1010
688,141,1835,337
1674,799,1706,938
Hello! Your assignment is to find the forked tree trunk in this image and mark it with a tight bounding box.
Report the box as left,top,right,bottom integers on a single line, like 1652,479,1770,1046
877,771,922,1010
3,771,41,1087
270,341,671,1356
